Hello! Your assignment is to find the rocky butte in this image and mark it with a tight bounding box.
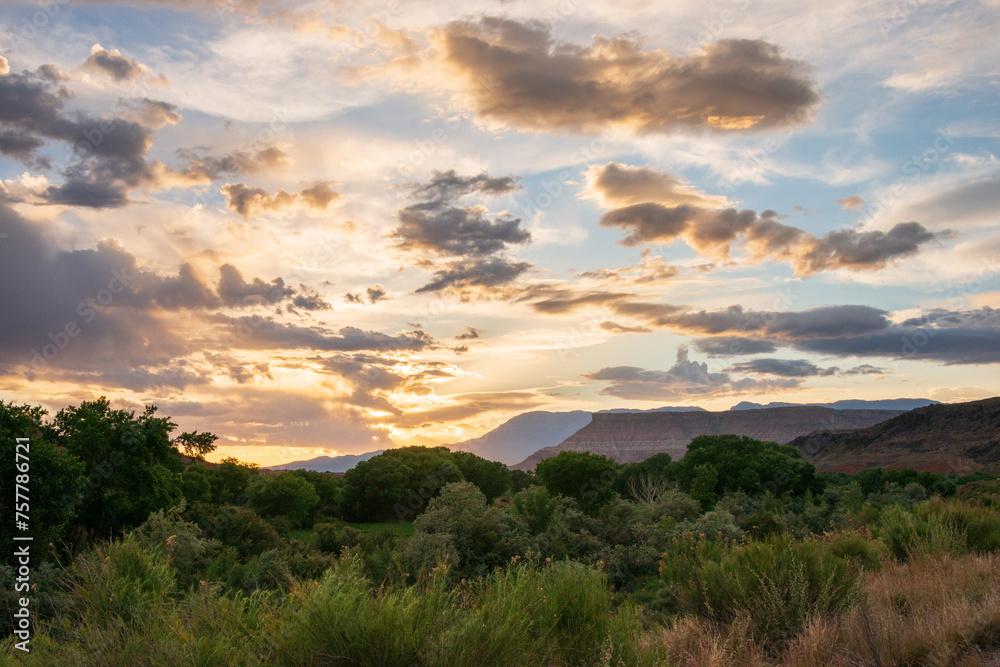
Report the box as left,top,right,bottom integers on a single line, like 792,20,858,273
512,406,905,470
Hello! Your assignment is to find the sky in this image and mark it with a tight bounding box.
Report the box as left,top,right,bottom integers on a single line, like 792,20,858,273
1,0,998,467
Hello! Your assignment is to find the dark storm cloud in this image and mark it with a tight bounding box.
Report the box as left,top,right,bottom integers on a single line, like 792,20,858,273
692,336,779,357
439,17,820,134
415,257,532,293
726,358,836,377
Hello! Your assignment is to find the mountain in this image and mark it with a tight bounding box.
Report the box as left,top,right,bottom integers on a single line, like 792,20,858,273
449,406,706,465
790,397,1000,474
267,449,384,473
512,406,906,470
730,398,939,411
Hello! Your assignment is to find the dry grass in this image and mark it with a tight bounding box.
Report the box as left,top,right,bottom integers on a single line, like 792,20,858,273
644,552,1000,666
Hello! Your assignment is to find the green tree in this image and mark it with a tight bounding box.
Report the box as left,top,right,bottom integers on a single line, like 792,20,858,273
340,455,413,521
451,450,511,502
673,434,821,501
249,473,320,527
689,463,719,510
174,430,219,459
406,481,532,579
534,451,620,514
53,398,184,537
0,401,85,552
512,485,558,533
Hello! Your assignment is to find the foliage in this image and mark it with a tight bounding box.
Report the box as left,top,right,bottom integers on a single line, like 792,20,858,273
673,434,822,502
53,398,184,537
535,450,620,513
0,401,85,551
248,472,320,527
451,450,512,502
172,430,218,459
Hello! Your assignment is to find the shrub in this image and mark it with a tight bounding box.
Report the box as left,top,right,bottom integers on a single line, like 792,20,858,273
669,535,858,641
311,521,341,553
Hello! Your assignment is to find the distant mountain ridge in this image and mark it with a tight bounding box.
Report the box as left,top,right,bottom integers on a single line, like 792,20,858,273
791,397,1000,474
449,406,706,465
267,450,384,473
512,406,906,470
730,398,939,411
267,398,941,473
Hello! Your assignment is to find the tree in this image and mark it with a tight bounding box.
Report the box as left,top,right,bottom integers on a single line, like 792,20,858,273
534,451,620,514
249,473,320,527
512,485,558,533
0,401,85,552
53,398,184,536
340,455,413,522
673,434,821,502
450,450,511,502
689,463,719,510
407,482,532,579
174,431,219,459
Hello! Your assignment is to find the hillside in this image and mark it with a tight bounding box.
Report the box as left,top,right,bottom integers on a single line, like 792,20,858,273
790,396,1000,473
513,406,904,470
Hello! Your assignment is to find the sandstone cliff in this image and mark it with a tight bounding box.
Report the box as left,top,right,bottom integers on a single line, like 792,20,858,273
512,406,904,470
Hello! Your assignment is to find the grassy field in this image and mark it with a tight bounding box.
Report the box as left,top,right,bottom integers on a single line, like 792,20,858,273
288,521,415,542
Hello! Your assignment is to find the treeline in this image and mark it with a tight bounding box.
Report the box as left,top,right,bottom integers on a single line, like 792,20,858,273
3,399,1000,664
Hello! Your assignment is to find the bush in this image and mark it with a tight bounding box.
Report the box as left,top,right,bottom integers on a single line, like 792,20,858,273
668,535,858,641
311,522,341,553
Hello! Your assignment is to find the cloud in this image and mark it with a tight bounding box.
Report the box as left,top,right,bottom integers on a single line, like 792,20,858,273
583,162,730,208
590,162,947,271
523,287,635,315
221,180,340,219
126,99,182,129
793,222,946,274
212,315,433,352
343,284,388,305
577,254,679,285
837,195,865,210
726,358,836,377
584,346,799,400
393,170,528,257
0,56,9,76
436,17,819,134
415,257,532,294
0,65,293,208
692,336,780,357
599,321,652,334
217,264,295,306
664,303,1000,366
83,44,162,84
455,327,482,340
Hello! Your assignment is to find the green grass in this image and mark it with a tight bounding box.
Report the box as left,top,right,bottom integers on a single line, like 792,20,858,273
287,522,415,543
349,522,416,538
